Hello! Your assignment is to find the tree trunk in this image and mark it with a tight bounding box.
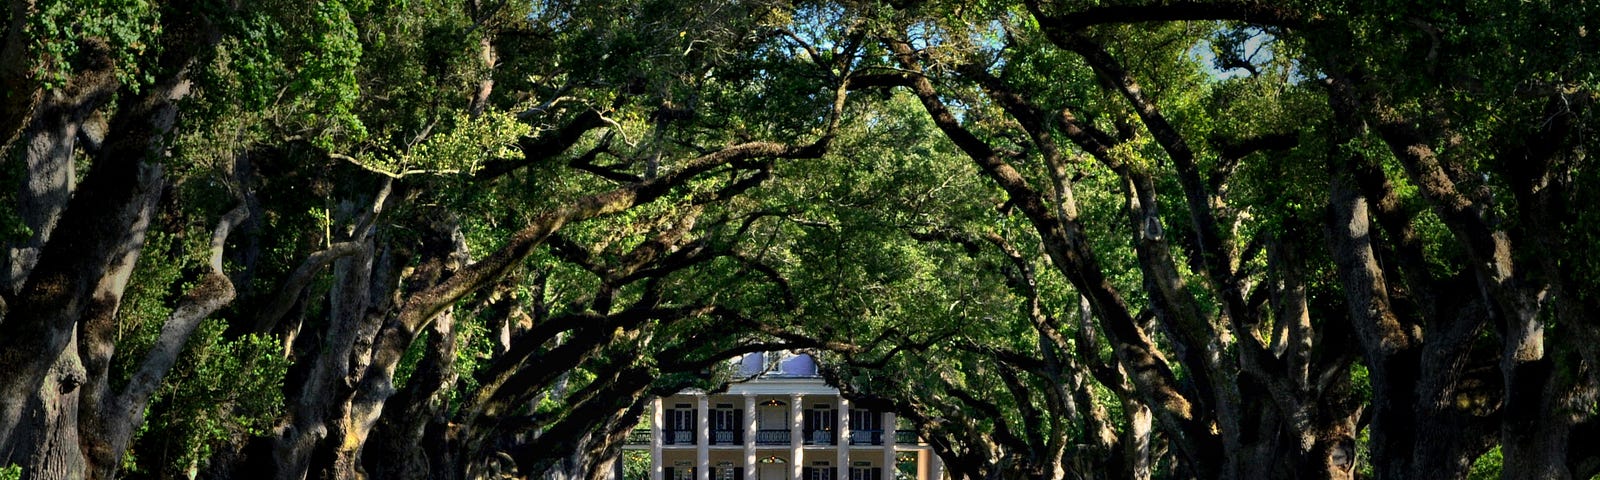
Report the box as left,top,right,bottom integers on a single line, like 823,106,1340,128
0,56,119,471
268,182,398,480
0,87,179,478
0,0,43,149
7,333,89,480
1120,398,1152,480
0,0,216,469
364,221,469,480
363,306,457,480
1327,167,1419,480
1500,357,1569,480
271,239,379,480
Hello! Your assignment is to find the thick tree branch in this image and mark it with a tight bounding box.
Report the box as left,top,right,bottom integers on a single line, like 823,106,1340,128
566,134,641,183
1208,132,1300,191
0,29,213,465
0,0,40,150
121,203,248,403
394,138,830,345
251,180,391,333
476,109,609,181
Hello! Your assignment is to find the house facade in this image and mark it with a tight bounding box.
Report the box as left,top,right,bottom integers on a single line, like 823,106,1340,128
623,351,944,480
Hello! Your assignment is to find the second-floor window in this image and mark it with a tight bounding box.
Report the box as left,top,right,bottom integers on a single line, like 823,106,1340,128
804,407,836,444
667,407,696,444
712,406,741,430
849,409,881,431
849,409,882,444
711,406,742,444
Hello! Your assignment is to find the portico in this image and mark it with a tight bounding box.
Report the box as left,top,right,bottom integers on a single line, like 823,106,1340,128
624,352,943,480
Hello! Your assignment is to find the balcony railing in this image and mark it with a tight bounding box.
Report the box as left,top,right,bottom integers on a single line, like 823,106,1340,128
663,430,695,445
895,430,918,444
849,430,884,445
711,430,742,445
755,429,790,445
641,429,917,446
626,430,650,445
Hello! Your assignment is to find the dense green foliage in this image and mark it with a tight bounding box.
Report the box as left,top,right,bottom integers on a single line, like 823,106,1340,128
0,0,1595,479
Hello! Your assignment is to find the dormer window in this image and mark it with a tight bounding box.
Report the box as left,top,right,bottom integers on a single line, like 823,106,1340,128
765,351,784,375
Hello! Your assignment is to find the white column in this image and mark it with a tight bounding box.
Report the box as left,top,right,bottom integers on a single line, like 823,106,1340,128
652,397,665,480
881,412,896,480
790,393,804,480
836,396,849,480
698,395,711,480
744,394,758,480
929,450,943,480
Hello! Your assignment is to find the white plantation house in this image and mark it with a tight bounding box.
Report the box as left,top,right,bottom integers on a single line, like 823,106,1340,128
622,351,945,480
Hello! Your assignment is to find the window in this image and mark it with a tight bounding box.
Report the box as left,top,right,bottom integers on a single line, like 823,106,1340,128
803,408,836,445
849,409,881,431
804,462,834,480
669,409,696,430
668,464,695,480
666,408,696,445
711,407,742,444
849,409,882,445
849,467,881,480
717,462,740,480
765,352,784,374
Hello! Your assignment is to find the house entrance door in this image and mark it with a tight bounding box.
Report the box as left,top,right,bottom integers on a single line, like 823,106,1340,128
760,464,787,480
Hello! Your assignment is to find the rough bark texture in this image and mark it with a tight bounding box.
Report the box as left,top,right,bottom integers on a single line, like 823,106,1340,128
269,190,388,480
0,53,122,468
0,0,42,151
363,306,458,480
0,85,184,479
82,203,250,479
360,217,469,480
5,85,103,293
0,1,222,475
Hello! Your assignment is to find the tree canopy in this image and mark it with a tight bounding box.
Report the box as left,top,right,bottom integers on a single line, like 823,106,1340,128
0,0,1595,479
